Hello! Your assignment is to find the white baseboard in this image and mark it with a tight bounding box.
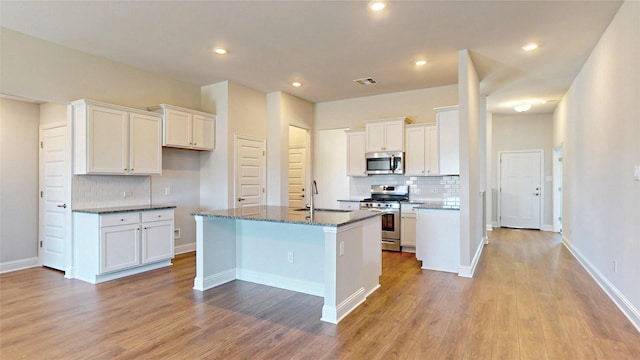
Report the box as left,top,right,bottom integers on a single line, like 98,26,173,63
175,242,195,255
486,224,493,232
236,268,324,297
193,268,236,291
541,224,554,231
0,257,39,274
322,287,366,324
458,239,485,278
562,235,640,333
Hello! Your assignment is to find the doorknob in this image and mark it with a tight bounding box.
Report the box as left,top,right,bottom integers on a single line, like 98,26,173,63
57,203,67,208
237,197,245,202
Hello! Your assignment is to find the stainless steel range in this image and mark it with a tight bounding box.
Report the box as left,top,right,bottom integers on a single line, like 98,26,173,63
360,185,409,252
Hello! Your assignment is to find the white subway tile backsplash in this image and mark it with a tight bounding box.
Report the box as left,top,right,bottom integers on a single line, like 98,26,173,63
350,174,460,202
73,175,151,209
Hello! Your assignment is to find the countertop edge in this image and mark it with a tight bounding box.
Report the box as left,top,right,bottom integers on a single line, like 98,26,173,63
73,205,177,214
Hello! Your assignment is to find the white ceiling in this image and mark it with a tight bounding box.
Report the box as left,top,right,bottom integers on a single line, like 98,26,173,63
0,1,623,114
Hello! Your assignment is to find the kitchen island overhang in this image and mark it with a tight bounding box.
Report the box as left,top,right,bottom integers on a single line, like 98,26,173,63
192,206,382,324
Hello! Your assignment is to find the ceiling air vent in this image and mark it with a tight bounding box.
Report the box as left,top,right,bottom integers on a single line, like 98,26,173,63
353,77,377,86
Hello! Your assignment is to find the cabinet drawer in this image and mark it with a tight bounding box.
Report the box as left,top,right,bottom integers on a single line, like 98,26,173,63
100,213,140,227
141,209,174,223
401,204,421,215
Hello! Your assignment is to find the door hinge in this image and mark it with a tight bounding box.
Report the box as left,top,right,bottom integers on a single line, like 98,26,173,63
40,241,43,248
262,150,265,156
558,157,563,162
40,191,43,198
262,188,265,193
40,141,44,149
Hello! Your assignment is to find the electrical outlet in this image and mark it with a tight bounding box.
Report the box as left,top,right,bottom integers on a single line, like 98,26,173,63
122,191,133,198
339,241,345,256
164,186,171,196
613,260,618,273
174,228,181,239
287,251,294,263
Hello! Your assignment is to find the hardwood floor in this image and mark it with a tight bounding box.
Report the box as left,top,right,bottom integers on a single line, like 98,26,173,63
1,228,639,359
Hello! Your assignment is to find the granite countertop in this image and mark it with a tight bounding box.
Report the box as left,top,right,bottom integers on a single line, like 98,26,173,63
192,205,381,227
337,199,363,202
73,204,176,214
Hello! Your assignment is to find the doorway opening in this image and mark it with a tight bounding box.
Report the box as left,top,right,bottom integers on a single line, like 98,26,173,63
288,126,310,208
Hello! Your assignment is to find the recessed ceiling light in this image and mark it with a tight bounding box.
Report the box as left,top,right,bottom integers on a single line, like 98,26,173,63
514,104,532,112
291,82,302,87
369,1,387,11
522,43,538,51
213,48,228,55
415,60,427,66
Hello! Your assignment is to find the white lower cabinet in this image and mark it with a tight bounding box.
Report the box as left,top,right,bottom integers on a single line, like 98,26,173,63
400,203,419,250
73,208,175,283
416,208,460,273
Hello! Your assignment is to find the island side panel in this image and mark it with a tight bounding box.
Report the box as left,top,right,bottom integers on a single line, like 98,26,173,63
193,215,237,291
361,216,382,297
321,222,366,324
235,220,325,296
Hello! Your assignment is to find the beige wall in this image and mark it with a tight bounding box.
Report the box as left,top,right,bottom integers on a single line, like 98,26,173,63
315,85,458,130
553,1,640,329
0,98,40,265
0,28,201,109
491,113,554,228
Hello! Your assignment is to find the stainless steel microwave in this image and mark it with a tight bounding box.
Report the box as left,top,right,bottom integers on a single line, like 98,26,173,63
365,151,404,175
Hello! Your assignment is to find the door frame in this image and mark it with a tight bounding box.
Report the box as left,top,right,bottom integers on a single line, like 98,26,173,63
233,134,267,207
497,149,544,229
39,121,73,274
553,144,563,233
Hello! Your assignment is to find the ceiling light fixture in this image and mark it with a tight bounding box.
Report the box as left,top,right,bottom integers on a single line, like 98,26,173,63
514,104,532,112
522,43,538,51
369,1,387,11
291,82,302,87
213,48,228,55
353,77,377,86
415,60,427,66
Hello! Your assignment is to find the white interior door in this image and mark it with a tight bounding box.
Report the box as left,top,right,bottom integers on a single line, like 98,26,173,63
288,147,306,208
39,125,70,270
235,136,266,210
499,151,542,229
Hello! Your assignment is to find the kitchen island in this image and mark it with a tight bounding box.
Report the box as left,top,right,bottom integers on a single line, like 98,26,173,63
192,206,382,324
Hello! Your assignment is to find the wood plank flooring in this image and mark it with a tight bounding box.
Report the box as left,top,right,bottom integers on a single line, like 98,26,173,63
1,228,639,359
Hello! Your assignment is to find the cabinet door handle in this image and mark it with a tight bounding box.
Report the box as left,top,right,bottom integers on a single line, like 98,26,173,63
238,197,245,202
57,203,67,208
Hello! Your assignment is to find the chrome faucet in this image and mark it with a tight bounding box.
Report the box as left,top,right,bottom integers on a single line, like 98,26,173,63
310,180,319,213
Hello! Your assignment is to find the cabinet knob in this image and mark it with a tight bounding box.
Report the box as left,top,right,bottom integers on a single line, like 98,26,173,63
158,214,162,218
193,142,197,146
120,218,125,222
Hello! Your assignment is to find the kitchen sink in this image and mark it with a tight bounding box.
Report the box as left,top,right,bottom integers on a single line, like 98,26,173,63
293,208,353,213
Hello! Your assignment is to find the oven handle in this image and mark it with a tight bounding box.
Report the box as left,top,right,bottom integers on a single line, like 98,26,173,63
363,208,396,213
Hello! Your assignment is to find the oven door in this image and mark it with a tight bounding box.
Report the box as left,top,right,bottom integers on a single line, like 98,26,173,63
368,209,400,240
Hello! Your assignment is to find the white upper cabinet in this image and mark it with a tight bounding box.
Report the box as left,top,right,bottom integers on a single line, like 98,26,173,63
436,106,460,175
405,124,439,176
72,99,162,175
365,117,409,152
346,129,366,176
149,104,215,151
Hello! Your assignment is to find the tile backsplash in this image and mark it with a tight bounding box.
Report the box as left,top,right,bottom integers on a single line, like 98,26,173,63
350,174,460,207
73,175,151,209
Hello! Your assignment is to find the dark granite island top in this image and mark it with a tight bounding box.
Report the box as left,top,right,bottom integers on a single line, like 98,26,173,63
192,205,383,324
192,205,380,227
